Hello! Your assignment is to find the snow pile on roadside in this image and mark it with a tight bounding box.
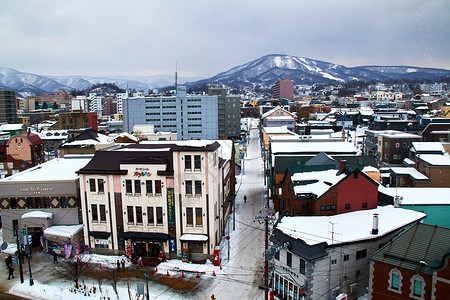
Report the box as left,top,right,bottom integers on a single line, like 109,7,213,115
155,259,225,277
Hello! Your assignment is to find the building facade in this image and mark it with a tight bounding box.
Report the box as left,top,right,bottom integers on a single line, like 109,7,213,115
77,140,235,262
273,78,294,101
0,90,18,124
208,86,241,139
123,86,221,140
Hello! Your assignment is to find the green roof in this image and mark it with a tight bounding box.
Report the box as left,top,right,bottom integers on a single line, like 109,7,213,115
371,223,450,274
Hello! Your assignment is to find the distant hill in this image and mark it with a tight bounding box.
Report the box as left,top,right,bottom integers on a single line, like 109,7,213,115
2,55,449,96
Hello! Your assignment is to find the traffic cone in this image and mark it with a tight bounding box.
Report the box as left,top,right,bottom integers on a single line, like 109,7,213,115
166,270,170,276
99,264,102,269
220,265,222,270
155,267,158,272
86,263,88,268
196,272,200,278
182,272,185,278
212,270,216,276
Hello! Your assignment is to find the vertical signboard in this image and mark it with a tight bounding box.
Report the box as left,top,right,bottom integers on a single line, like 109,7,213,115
167,188,175,225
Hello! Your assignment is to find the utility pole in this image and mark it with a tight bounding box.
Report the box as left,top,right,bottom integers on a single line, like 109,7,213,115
256,215,271,300
144,272,149,300
15,230,24,283
23,230,34,286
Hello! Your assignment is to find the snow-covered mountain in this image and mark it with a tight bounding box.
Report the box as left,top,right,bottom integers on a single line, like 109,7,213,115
186,54,450,89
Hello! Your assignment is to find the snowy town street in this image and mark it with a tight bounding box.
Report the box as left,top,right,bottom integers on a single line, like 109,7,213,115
0,119,272,300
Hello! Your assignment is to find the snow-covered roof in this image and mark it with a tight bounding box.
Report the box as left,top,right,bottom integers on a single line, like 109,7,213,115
216,140,233,161
276,205,426,246
292,169,346,198
44,225,83,237
22,211,53,219
38,130,68,140
180,234,208,241
271,142,357,154
390,167,429,180
411,142,445,153
113,132,139,142
403,158,415,165
266,115,295,120
261,106,294,119
63,133,115,146
0,124,25,131
362,166,379,173
0,155,93,182
140,140,216,147
380,187,450,205
263,126,295,134
417,154,450,166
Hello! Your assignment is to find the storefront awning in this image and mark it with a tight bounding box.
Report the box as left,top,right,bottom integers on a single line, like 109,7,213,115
180,234,208,242
88,231,111,238
44,225,83,243
22,211,53,219
119,232,169,241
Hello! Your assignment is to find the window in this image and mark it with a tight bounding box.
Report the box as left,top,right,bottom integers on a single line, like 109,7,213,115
356,249,367,260
395,143,400,148
89,179,96,192
155,180,162,194
61,196,67,208
275,251,280,261
156,207,163,225
362,202,367,208
385,142,388,148
194,155,201,170
423,166,427,173
136,206,143,224
410,275,425,298
127,206,134,223
353,172,358,179
345,203,351,209
300,258,306,275
195,207,203,226
134,180,141,194
331,259,338,266
98,179,104,193
403,142,407,148
185,181,193,195
91,204,98,222
287,252,292,267
320,205,336,211
125,180,132,194
27,197,33,209
186,207,193,226
12,220,18,236
147,207,154,225
99,204,106,222
185,155,192,170
344,254,349,262
388,268,402,293
195,180,202,195
146,180,153,194
45,197,51,208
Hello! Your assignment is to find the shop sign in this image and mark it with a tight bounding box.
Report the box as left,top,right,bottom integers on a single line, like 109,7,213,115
94,238,108,245
134,167,152,178
169,238,176,253
19,186,54,194
167,188,175,225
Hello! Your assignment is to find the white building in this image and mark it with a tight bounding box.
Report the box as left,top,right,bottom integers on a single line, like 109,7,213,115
270,206,425,300
77,140,235,262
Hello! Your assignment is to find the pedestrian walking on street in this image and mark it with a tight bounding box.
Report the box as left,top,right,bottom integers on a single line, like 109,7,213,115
117,260,120,272
5,254,12,268
244,195,247,203
121,258,125,268
7,264,14,280
53,250,58,264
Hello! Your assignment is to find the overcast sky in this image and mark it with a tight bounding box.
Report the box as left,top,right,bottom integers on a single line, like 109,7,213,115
1,0,449,78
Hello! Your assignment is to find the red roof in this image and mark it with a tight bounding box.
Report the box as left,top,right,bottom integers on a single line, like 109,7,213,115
20,132,43,145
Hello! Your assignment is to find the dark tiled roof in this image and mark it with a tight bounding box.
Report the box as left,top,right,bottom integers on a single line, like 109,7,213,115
270,228,328,260
371,223,450,274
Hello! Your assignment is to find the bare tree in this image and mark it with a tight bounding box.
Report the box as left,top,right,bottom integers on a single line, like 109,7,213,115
107,267,120,297
52,257,92,288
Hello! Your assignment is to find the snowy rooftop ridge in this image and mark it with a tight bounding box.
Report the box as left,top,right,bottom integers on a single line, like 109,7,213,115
276,205,426,246
44,225,83,238
292,169,346,198
271,141,357,154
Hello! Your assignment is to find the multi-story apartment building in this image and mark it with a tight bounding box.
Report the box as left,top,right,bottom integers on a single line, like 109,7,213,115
377,132,421,166
57,111,98,131
207,86,241,139
124,86,237,140
0,90,18,124
273,78,294,100
77,140,235,262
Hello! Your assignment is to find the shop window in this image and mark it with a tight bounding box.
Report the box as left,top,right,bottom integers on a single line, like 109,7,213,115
356,249,367,260
195,207,203,226
10,198,17,209
12,220,18,236
35,197,42,208
27,197,33,209
98,179,104,193
89,179,96,192
136,206,143,224
186,207,193,226
45,197,51,208
156,207,163,225
195,180,202,195
127,206,134,224
99,204,106,222
91,204,98,222
147,207,154,225
300,258,306,275
125,180,132,194
186,181,193,195
61,197,67,208
194,155,201,170
155,180,162,194
134,180,141,194
185,155,192,170
146,180,153,194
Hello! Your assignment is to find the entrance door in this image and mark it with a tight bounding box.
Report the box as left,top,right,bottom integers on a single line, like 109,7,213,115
188,242,204,263
27,227,43,250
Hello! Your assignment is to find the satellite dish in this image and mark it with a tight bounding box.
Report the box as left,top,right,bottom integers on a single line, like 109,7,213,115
1,242,8,251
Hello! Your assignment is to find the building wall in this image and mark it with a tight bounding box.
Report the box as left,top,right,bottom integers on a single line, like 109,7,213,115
336,173,378,214
400,205,450,228
415,161,450,187
370,261,433,300
7,136,33,163
0,90,18,123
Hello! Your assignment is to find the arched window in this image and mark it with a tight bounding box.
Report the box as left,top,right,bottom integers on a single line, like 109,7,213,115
410,274,425,299
388,268,403,294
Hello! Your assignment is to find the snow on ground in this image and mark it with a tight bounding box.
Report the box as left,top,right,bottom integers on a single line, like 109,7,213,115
2,118,272,300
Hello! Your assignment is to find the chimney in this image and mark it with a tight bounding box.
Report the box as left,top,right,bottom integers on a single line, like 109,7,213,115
371,213,379,235
339,160,347,172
